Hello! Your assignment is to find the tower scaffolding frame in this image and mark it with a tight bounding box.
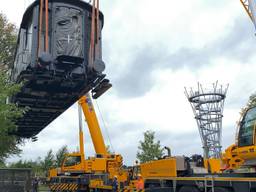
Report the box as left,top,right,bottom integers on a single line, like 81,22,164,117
185,82,228,159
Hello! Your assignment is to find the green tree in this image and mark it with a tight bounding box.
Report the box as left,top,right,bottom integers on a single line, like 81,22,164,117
246,92,256,108
41,150,55,173
42,150,55,171
0,81,23,161
0,159,6,168
55,145,68,167
0,13,17,70
9,158,44,176
136,130,164,163
240,92,256,115
0,13,23,163
9,160,34,168
31,157,44,176
8,145,71,176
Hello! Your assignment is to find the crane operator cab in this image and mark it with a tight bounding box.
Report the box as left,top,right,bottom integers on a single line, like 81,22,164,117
238,107,256,148
222,106,256,171
234,106,256,167
61,153,84,175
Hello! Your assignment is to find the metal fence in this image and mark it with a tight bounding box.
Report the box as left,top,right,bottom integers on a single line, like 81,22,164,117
0,168,32,192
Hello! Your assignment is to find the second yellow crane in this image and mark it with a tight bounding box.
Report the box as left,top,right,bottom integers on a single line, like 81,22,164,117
48,94,129,191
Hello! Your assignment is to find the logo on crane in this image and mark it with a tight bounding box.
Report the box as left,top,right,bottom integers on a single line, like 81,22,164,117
86,97,94,112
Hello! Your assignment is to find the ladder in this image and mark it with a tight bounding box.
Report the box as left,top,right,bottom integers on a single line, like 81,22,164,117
204,176,215,192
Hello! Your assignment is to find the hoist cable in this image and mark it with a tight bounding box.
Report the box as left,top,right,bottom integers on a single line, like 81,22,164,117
95,100,115,153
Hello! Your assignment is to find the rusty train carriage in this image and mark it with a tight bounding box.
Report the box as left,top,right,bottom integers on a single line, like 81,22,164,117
10,0,110,138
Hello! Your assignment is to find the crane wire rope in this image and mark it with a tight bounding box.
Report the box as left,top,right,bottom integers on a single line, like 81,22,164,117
95,100,115,153
88,0,114,152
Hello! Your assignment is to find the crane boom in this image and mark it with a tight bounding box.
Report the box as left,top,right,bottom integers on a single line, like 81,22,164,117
241,0,253,20
78,94,108,156
241,0,256,29
78,105,85,157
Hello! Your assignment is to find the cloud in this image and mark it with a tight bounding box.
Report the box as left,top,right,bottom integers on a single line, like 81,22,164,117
110,16,256,98
4,0,256,166
112,45,164,98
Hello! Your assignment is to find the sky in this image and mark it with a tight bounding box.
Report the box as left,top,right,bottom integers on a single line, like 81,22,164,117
1,0,256,165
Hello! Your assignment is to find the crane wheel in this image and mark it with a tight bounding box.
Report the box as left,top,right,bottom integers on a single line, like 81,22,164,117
178,186,200,192
208,187,233,192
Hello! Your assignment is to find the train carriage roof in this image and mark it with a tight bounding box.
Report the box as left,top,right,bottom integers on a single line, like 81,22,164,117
21,0,104,28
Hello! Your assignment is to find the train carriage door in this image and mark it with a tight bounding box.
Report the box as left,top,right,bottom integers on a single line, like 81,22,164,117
53,5,83,58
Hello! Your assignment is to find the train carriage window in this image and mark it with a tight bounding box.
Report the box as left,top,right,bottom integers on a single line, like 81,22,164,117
238,107,256,147
19,17,33,64
25,18,33,50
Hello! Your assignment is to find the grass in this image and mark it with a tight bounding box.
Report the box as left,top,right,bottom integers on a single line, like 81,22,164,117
38,184,50,192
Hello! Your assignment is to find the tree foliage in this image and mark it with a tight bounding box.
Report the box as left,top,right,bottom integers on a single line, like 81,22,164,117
41,150,55,172
10,159,38,169
246,93,256,109
0,13,17,70
0,13,23,162
9,158,43,176
55,145,68,167
240,92,256,115
0,159,6,168
136,130,164,163
9,145,69,176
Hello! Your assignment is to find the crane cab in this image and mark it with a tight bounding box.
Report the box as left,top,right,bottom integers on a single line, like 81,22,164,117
236,106,256,161
237,107,256,147
222,106,256,170
61,153,85,175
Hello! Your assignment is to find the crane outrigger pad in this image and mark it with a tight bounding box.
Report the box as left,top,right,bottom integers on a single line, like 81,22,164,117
9,0,110,138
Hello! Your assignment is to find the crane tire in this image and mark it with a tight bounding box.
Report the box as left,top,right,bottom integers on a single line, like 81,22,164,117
179,186,200,192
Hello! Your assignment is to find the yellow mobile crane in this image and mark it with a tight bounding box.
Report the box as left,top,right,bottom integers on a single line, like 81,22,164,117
135,2,256,191
48,94,129,191
135,103,256,192
220,0,256,172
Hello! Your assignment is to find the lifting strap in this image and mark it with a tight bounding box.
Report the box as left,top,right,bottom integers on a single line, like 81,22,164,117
88,0,100,71
38,0,44,56
45,0,49,52
38,0,49,56
96,0,100,44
